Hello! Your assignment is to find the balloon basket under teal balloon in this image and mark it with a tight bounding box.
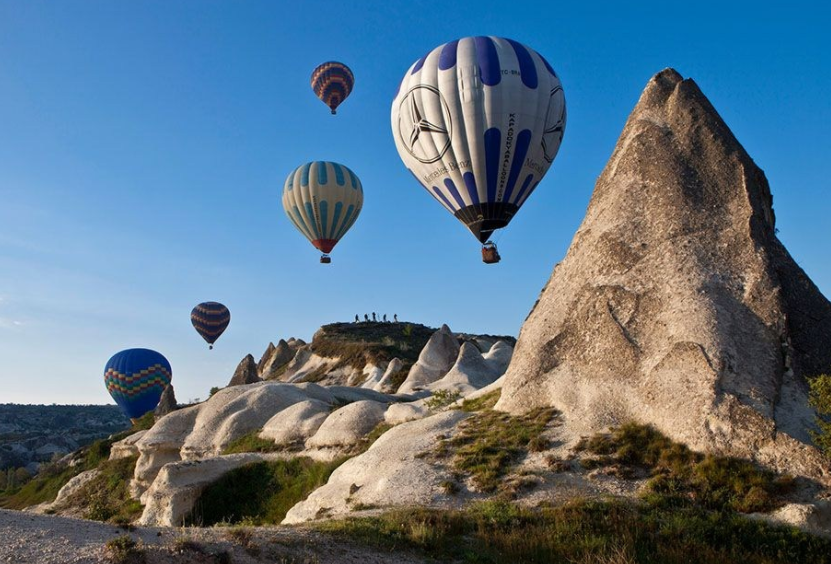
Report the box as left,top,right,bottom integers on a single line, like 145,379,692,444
320,254,332,264
482,242,501,264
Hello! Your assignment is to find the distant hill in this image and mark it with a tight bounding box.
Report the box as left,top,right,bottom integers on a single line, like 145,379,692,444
0,404,129,471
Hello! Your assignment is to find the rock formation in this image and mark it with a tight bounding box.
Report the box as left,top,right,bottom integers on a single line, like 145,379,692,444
283,411,466,524
259,399,330,447
227,354,260,387
497,68,831,483
256,342,276,374
397,325,461,394
154,385,177,418
260,339,296,379
429,341,513,394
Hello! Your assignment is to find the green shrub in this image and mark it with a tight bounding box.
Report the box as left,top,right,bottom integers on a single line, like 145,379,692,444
433,407,557,493
189,457,345,525
460,389,501,412
809,374,831,457
424,389,462,410
577,422,794,513
222,431,281,454
316,499,831,564
104,535,144,564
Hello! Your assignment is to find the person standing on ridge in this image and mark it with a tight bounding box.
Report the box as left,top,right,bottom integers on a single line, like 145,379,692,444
354,314,359,323
364,314,369,322
394,314,398,322
383,314,387,322
372,312,377,322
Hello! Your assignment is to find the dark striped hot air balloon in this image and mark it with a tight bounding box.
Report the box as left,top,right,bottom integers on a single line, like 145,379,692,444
104,348,172,421
311,61,354,114
191,301,231,349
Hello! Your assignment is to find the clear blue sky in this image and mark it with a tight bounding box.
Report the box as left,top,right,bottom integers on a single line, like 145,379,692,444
1,1,828,404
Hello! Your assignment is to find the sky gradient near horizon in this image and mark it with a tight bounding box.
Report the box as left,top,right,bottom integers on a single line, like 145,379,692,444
1,1,829,405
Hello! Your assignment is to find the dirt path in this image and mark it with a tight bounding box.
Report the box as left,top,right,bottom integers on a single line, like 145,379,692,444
0,509,425,564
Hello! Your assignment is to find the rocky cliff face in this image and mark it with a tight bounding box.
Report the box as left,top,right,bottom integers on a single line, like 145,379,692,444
497,69,831,483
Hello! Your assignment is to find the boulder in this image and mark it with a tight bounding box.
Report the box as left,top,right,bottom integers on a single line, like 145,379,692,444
259,399,331,447
154,384,177,418
284,411,467,524
397,325,461,394
384,402,428,425
483,340,513,375
138,453,271,526
306,400,388,449
133,405,201,499
228,354,260,387
180,383,322,459
374,358,404,393
429,342,501,394
109,430,147,460
497,69,831,482
27,469,101,515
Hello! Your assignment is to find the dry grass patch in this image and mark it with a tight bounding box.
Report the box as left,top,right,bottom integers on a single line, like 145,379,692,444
433,406,558,493
576,422,794,513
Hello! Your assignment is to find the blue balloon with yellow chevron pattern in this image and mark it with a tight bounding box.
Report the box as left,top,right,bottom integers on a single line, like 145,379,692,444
104,348,172,420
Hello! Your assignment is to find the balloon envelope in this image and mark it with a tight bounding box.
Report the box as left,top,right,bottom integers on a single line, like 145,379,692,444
391,36,566,243
191,302,230,347
311,62,354,114
104,348,172,420
282,161,363,255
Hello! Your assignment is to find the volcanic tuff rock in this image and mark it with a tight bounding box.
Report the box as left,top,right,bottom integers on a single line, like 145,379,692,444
429,340,514,394
228,354,261,387
260,339,296,379
283,411,467,524
154,384,178,418
397,325,461,394
497,68,831,482
259,399,331,447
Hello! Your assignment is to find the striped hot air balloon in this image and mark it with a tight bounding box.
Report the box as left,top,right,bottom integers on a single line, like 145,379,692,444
191,302,230,349
104,348,172,421
390,37,566,262
282,161,363,263
311,61,354,114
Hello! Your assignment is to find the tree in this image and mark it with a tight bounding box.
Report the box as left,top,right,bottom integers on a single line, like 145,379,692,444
808,374,831,458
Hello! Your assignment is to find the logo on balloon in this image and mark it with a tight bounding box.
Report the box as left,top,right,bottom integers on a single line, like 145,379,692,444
397,85,452,164
542,86,566,163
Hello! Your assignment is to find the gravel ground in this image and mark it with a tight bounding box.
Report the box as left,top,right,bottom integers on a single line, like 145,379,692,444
0,509,425,564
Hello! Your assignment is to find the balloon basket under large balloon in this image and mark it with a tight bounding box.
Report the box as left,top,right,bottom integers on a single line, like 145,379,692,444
331,109,337,115
209,345,213,350
320,254,332,264
482,242,501,264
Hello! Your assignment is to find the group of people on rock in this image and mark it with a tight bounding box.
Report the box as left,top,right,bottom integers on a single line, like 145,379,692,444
354,312,398,323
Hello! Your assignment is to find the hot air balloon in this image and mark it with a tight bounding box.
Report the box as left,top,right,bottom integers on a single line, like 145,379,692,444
191,302,230,350
390,37,566,263
104,348,172,421
282,161,363,263
311,61,354,114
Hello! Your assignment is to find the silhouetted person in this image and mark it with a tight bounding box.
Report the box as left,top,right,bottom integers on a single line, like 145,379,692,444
394,314,398,322
372,312,377,322
383,314,387,322
354,314,359,323
364,314,369,322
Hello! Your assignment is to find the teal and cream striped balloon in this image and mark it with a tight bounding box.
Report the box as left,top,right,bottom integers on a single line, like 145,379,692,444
282,161,363,260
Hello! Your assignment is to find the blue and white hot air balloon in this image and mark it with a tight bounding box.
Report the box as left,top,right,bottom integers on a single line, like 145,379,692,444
390,36,566,262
